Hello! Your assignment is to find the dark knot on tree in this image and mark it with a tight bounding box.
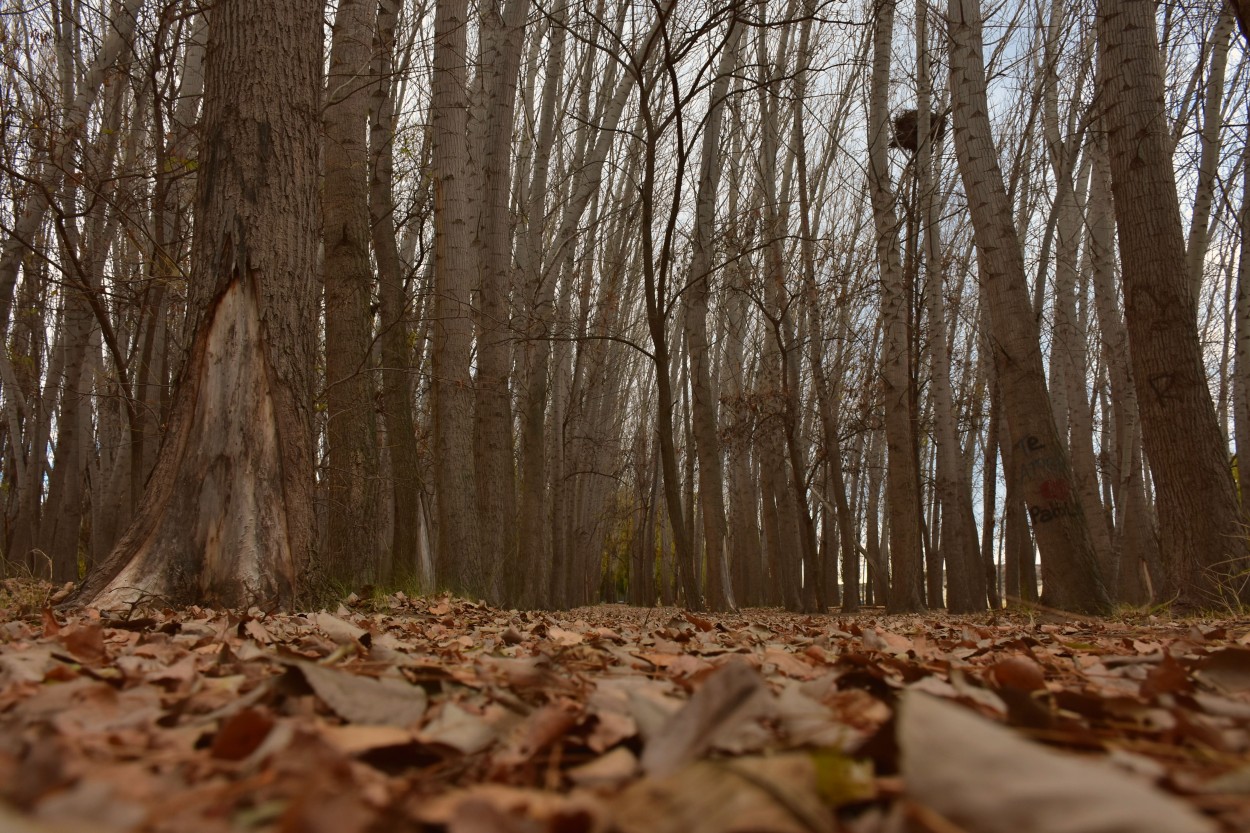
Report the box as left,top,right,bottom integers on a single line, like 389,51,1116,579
889,108,947,153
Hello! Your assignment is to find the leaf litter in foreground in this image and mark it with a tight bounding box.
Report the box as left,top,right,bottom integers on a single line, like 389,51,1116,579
0,583,1245,831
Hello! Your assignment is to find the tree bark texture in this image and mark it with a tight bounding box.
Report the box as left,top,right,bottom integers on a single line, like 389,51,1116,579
431,0,485,595
949,0,1109,614
869,0,924,613
1098,0,1250,608
77,0,322,609
324,0,383,587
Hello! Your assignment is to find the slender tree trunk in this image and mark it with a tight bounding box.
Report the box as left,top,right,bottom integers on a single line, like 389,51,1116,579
0,0,143,341
472,0,526,604
1235,134,1250,518
1088,133,1156,604
371,0,424,586
949,0,1109,613
916,1,983,612
869,0,924,612
431,0,484,594
682,17,741,613
1185,4,1234,302
324,0,383,587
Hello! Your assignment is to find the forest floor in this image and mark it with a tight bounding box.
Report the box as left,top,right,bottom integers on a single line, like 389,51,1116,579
0,580,1247,832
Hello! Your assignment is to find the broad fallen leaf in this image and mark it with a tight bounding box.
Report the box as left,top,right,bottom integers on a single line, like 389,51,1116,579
418,702,498,754
288,661,427,727
310,611,370,647
613,754,831,833
1195,647,1250,694
641,658,768,777
899,692,1217,833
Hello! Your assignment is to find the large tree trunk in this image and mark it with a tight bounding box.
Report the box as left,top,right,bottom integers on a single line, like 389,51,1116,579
1098,0,1250,608
76,0,321,609
949,0,1109,614
323,0,383,587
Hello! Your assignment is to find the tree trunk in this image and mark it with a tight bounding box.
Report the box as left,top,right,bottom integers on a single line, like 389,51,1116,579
1088,133,1156,604
76,0,321,609
1098,0,1250,608
473,0,526,604
949,0,1109,613
916,0,984,612
1184,4,1233,303
324,0,383,587
370,0,424,586
682,16,741,613
869,0,924,613
431,0,484,595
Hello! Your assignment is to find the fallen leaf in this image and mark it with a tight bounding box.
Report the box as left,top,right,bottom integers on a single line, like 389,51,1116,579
1195,647,1250,694
211,707,276,761
40,609,60,638
310,612,370,647
899,691,1216,833
60,623,106,665
318,724,416,756
567,746,638,787
613,754,831,833
494,701,580,767
287,661,427,727
0,645,60,685
988,656,1046,692
641,658,768,777
418,702,499,754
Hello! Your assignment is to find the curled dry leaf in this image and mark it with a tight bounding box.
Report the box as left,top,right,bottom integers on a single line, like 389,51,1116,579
641,658,768,777
309,611,370,647
567,746,639,787
988,656,1046,692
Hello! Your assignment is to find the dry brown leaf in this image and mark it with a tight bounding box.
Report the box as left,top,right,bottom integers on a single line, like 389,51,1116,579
988,656,1046,692
1195,646,1250,694
419,702,499,754
287,661,427,726
309,611,369,646
567,746,639,787
211,707,276,761
612,754,831,833
899,691,1216,833
641,658,768,777
59,623,106,665
317,723,416,756
0,644,59,685
414,784,606,830
279,791,377,833
494,701,581,768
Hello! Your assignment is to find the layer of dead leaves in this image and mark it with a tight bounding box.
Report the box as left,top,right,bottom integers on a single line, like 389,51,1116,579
0,580,1246,832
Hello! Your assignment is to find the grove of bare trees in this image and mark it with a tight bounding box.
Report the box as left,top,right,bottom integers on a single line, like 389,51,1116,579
1,0,1247,614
